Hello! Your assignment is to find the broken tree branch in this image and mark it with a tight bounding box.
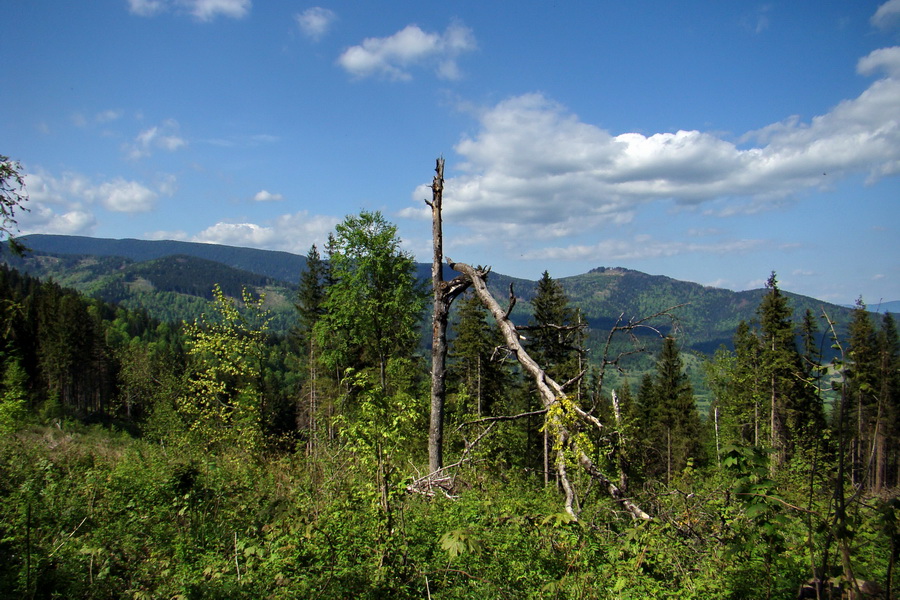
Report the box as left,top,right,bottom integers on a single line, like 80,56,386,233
448,259,651,521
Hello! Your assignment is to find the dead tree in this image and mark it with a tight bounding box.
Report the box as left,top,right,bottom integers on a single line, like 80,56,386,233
417,158,654,520
426,157,471,473
448,260,651,521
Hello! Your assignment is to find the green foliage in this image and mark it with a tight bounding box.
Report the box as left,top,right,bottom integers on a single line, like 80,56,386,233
0,155,28,255
0,359,29,433
316,211,426,390
177,285,271,452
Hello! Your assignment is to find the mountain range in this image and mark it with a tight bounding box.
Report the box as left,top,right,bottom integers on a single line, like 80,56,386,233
9,234,888,356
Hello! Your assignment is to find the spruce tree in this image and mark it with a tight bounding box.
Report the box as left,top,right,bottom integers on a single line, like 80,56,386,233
756,272,822,468
846,299,881,489
526,271,583,480
647,337,703,484
295,244,329,452
877,312,900,488
448,290,508,417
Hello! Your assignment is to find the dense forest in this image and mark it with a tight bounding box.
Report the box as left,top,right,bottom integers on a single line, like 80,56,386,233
1,206,899,598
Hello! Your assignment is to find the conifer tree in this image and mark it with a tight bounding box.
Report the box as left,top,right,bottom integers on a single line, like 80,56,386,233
756,272,822,468
448,290,508,417
877,312,900,489
642,336,703,484
294,244,329,451
846,299,881,488
526,271,583,481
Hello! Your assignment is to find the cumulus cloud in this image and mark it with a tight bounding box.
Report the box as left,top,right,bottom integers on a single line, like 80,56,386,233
872,0,900,29
523,236,768,262
296,7,337,41
192,211,339,253
126,119,186,159
338,22,476,81
252,190,284,202
18,168,178,235
404,51,900,249
127,0,250,21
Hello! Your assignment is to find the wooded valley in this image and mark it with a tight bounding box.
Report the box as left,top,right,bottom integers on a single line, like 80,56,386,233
0,181,898,597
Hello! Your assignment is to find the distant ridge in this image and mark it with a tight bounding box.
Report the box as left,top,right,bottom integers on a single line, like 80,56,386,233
12,234,876,354
21,234,308,283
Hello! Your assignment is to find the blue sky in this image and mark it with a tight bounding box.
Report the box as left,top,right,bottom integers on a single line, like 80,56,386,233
3,1,899,306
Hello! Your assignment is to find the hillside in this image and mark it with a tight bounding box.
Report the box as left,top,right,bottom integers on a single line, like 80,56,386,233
3,248,299,332
21,234,308,283
11,234,864,353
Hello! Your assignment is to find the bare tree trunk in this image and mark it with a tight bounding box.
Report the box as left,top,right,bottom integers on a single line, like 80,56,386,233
427,158,471,473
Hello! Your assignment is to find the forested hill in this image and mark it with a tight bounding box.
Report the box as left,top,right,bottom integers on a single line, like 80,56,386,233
12,234,867,352
21,234,308,283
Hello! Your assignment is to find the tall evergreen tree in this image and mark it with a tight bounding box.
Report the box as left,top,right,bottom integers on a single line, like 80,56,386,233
845,299,881,489
756,272,822,469
294,244,330,451
642,337,703,484
526,271,583,481
877,312,900,489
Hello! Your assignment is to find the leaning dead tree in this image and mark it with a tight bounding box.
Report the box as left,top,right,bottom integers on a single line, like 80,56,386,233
413,158,657,521
448,260,651,521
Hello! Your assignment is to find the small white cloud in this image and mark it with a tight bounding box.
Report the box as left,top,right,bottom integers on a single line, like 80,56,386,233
145,229,190,241
126,119,186,159
857,46,900,78
189,0,250,21
338,22,476,81
127,0,250,21
127,0,166,17
296,7,337,41
872,0,900,29
23,169,158,215
523,236,766,262
252,190,284,202
95,109,124,123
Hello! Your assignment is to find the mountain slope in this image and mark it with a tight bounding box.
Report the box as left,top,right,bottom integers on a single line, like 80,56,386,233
21,234,308,283
10,234,867,353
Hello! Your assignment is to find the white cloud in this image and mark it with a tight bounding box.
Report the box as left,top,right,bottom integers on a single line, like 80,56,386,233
407,52,900,245
522,236,767,262
252,190,284,202
296,7,337,41
22,168,167,227
128,0,166,17
21,203,97,236
89,179,158,212
192,211,339,254
338,22,476,81
126,119,186,159
127,0,250,21
872,0,900,29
